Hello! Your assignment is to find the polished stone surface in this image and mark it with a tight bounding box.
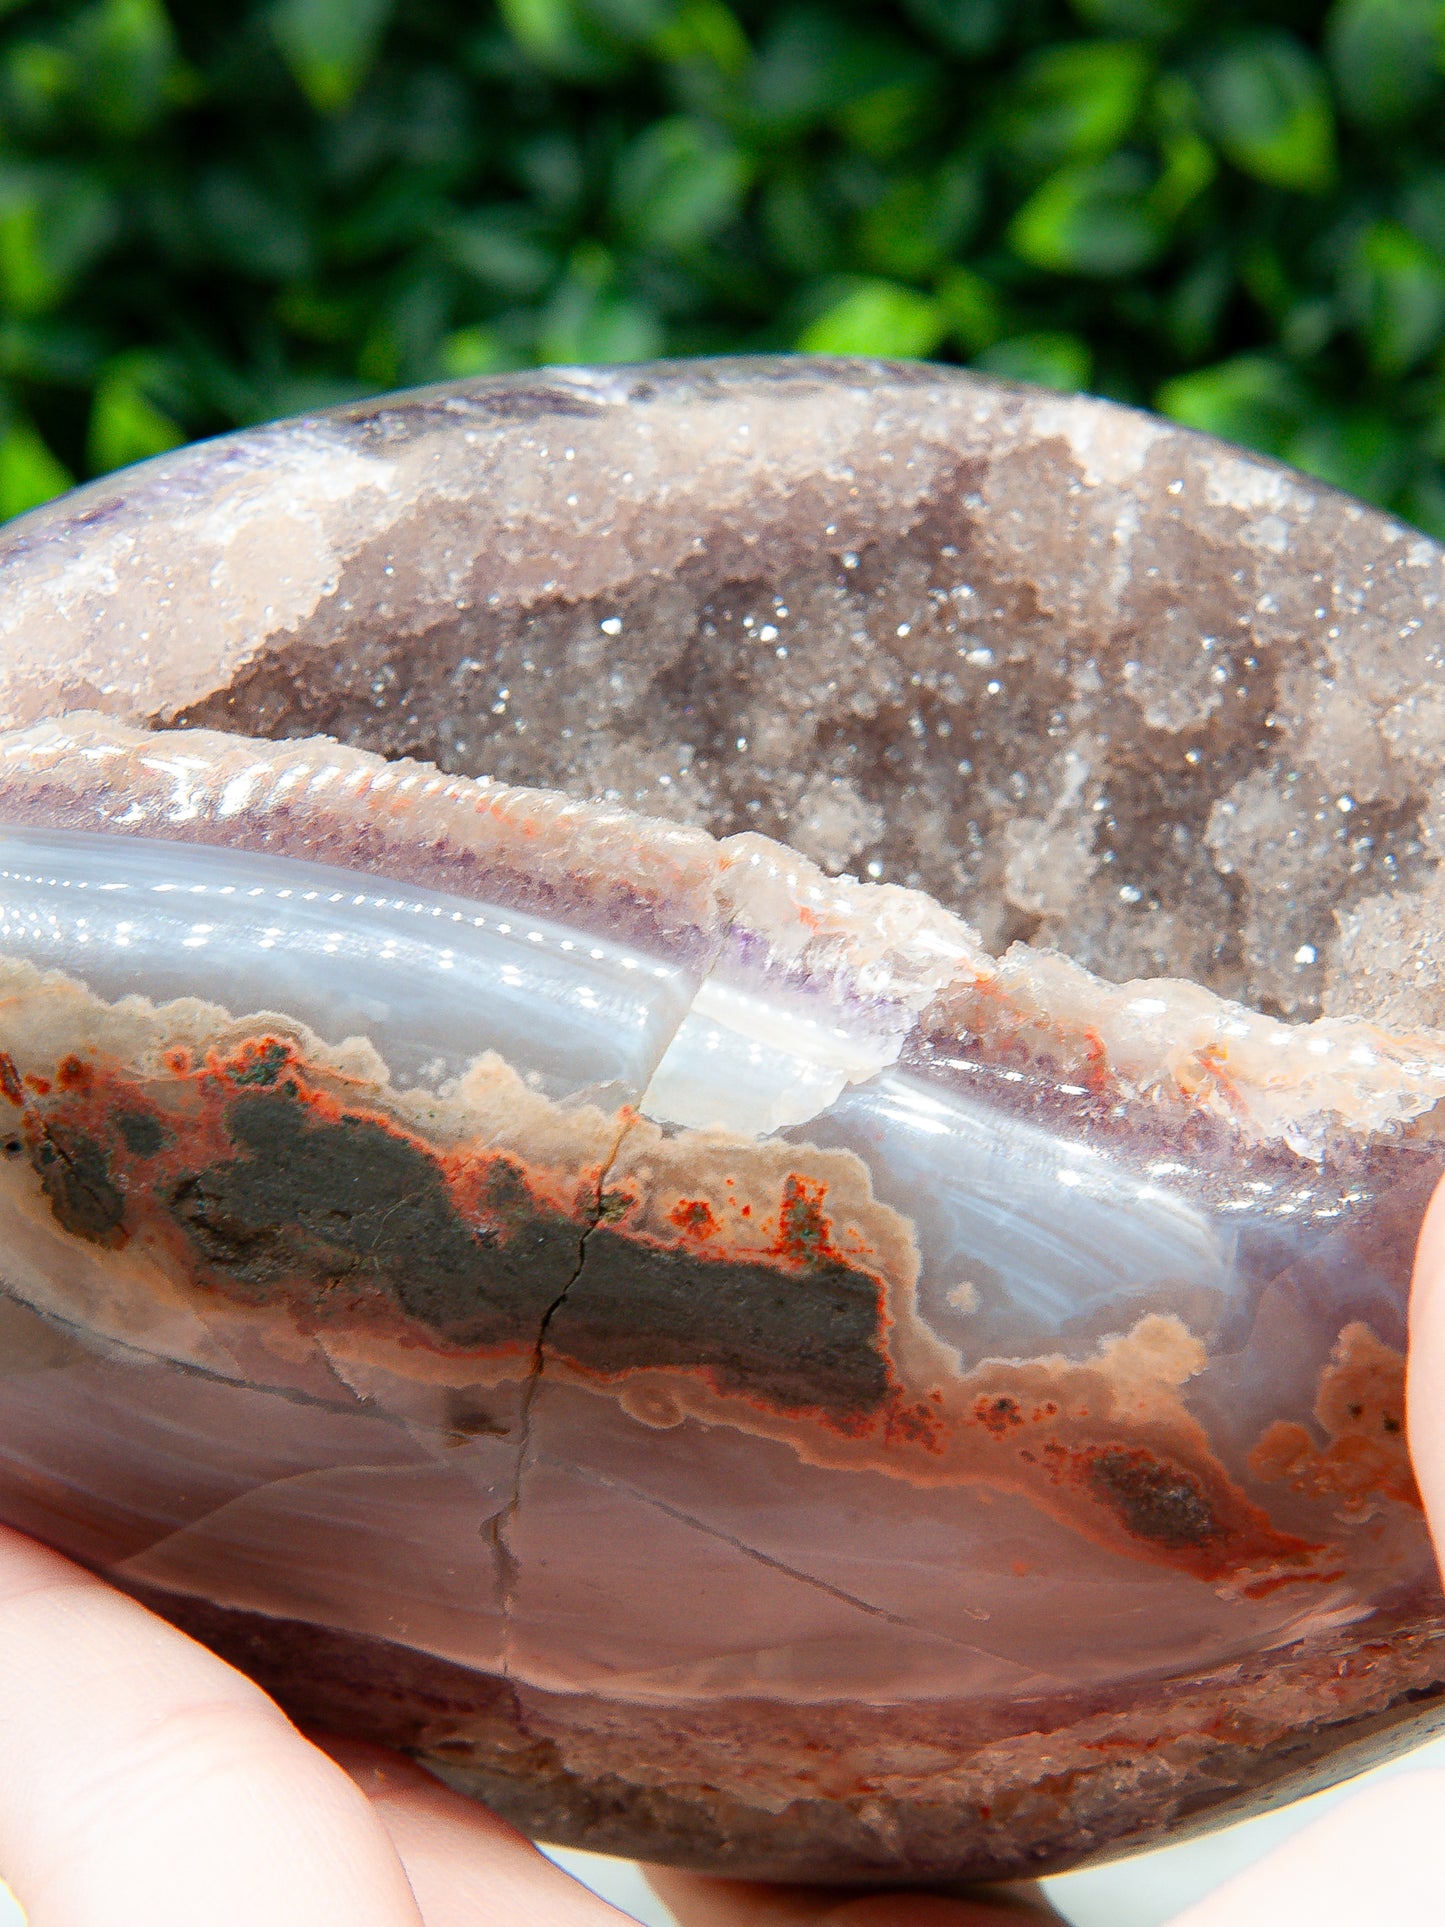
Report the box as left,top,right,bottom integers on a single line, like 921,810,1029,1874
0,359,1443,1883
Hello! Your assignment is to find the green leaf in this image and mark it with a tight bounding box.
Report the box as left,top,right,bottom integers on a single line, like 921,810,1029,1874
497,0,626,79
1345,221,1445,376
611,117,749,252
1280,295,1336,360
2,38,77,132
498,0,674,71
976,330,1093,390
1149,80,1217,221
1003,41,1153,172
437,208,555,299
1165,251,1233,359
1399,467,1445,542
196,169,313,281
1238,238,1293,322
0,416,72,521
271,0,396,112
1149,129,1215,221
329,173,446,263
797,279,947,357
438,325,524,379
1285,410,1409,504
760,170,839,276
902,0,1008,56
0,316,102,385
1401,169,1445,258
1198,32,1336,193
936,264,1006,352
539,246,664,363
1071,0,1195,32
544,293,663,364
1008,154,1165,276
275,287,362,347
87,352,186,474
69,0,179,137
586,0,675,44
1324,0,1441,132
750,7,927,136
360,327,404,387
651,0,750,76
855,158,983,280
510,134,586,217
355,273,449,387
1155,353,1306,456
0,167,118,314
838,77,935,161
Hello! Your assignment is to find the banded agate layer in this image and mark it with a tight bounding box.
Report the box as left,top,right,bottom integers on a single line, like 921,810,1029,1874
0,710,1439,1882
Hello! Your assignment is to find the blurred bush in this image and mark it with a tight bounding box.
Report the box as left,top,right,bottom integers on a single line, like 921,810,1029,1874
3,0,1445,531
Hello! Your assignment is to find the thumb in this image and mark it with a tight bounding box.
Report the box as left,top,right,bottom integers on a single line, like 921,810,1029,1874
645,1868,1066,1927
1408,1170,1445,1562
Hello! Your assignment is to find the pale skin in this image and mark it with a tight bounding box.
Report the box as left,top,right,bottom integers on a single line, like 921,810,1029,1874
7,1180,1445,1927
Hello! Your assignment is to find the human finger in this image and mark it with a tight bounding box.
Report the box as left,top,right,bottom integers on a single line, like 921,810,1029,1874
1155,1174,1445,1923
322,1734,635,1927
646,1865,1067,1927
0,1526,422,1927
1163,1769,1445,1924
1409,1166,1445,1543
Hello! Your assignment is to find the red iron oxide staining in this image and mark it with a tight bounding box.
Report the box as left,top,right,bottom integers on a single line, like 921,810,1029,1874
976,1393,1025,1438
550,1165,905,1431
0,1033,1361,1592
552,1163,1333,1586
948,1369,1325,1586
772,1175,836,1265
667,1198,719,1239
1250,1323,1419,1514
911,977,1130,1127
0,1035,593,1355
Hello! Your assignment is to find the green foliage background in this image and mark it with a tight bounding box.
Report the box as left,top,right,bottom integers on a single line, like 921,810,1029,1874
2,0,1445,528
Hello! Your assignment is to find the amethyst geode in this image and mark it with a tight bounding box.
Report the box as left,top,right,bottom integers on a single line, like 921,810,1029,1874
0,358,1443,1883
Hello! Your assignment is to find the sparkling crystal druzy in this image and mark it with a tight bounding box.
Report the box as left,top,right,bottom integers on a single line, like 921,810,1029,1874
0,359,1444,1884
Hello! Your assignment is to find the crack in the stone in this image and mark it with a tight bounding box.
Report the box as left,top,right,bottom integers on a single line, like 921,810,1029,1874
556,1457,1002,1658
0,1280,403,1422
484,825,892,1673
491,1107,638,1683
489,869,753,1681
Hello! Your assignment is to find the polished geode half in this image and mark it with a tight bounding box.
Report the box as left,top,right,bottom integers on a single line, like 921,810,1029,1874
0,357,1444,1884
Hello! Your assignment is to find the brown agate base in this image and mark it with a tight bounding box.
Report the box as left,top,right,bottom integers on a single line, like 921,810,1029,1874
2,359,1445,1884
137,1585,1445,1884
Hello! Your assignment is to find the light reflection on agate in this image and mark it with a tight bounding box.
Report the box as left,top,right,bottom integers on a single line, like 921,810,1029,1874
0,827,692,1098
796,1071,1230,1347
